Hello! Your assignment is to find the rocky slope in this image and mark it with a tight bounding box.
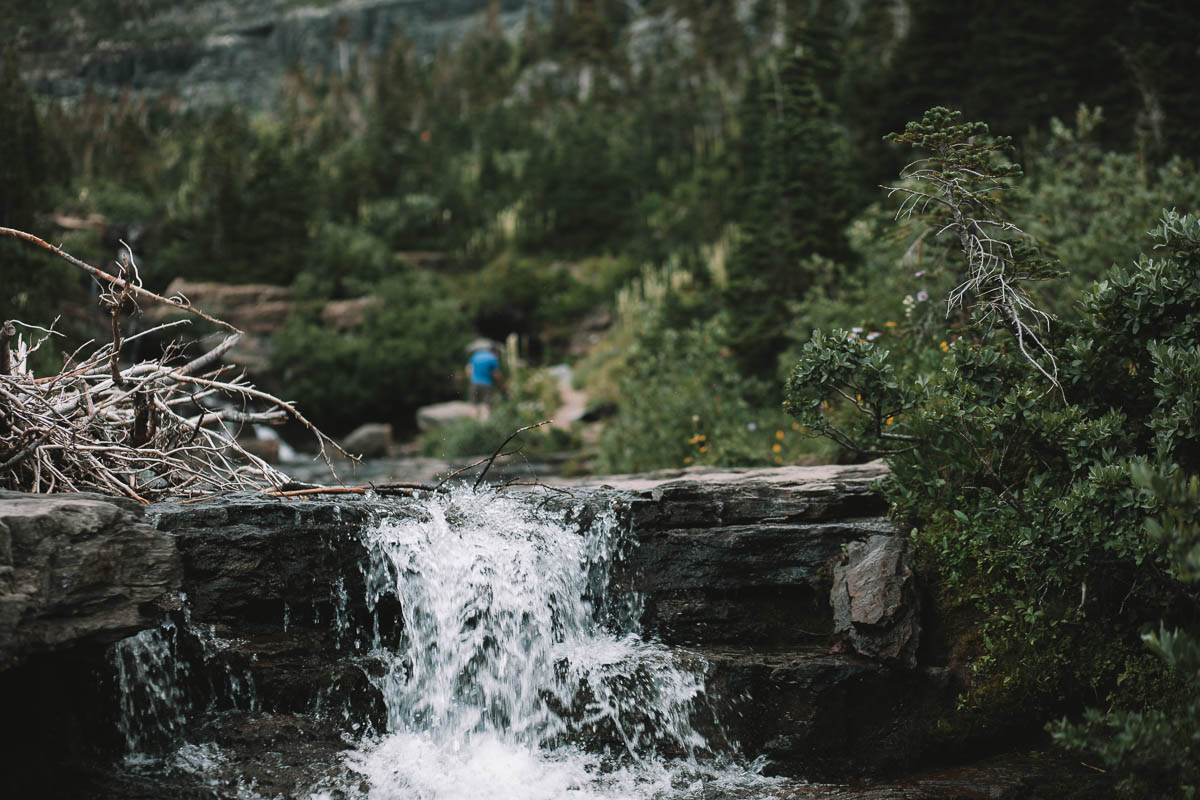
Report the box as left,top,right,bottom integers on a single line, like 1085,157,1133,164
17,0,550,108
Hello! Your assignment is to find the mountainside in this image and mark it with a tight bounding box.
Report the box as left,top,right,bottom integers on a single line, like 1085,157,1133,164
15,0,551,108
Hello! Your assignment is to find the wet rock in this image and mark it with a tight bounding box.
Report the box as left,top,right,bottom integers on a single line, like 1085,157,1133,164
150,494,392,630
570,462,898,646
701,646,957,780
341,422,394,459
832,534,922,668
0,490,181,671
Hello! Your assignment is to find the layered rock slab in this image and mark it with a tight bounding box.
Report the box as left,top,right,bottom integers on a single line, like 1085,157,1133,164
570,461,897,646
0,489,181,670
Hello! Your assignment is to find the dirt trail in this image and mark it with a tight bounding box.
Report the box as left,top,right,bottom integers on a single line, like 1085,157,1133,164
548,364,589,430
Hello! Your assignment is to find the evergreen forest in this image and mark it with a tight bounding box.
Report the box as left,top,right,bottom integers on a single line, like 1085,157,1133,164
3,1,1200,794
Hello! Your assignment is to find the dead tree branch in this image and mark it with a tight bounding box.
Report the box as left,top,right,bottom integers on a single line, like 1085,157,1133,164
0,227,241,334
0,233,352,500
473,420,552,490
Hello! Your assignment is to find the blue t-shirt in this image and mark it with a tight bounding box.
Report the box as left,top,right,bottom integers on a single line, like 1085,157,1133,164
468,349,500,386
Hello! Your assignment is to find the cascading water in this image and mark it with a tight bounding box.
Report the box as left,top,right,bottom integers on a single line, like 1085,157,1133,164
327,489,780,800
101,488,785,799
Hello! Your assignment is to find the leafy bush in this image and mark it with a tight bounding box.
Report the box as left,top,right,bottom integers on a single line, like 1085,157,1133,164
1053,466,1200,799
593,306,834,474
784,109,1200,757
292,223,394,301
272,273,469,435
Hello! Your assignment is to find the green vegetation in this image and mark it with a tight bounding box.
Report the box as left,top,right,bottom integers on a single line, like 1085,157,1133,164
1053,465,1200,798
785,112,1200,796
420,366,576,460
4,5,1200,786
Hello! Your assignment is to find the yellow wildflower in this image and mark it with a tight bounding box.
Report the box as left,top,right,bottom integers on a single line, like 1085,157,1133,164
775,430,785,440
772,443,782,453
699,445,708,453
885,321,898,328
939,341,949,352
886,416,894,425
683,457,693,464
791,423,800,431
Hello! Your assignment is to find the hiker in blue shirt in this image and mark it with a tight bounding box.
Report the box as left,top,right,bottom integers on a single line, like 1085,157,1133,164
465,339,502,420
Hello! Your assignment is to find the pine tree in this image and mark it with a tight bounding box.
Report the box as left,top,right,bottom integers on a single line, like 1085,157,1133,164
0,46,77,347
724,23,857,381
0,47,49,229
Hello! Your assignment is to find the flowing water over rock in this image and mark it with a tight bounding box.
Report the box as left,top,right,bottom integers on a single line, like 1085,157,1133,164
333,490,777,800
108,489,784,799
5,468,1086,798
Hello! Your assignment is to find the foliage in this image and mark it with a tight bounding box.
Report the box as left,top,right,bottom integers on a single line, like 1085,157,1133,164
1053,465,1200,799
8,0,1200,449
785,108,1200,752
723,24,858,381
587,271,835,474
1020,106,1200,314
420,365,575,460
292,223,394,301
271,274,469,435
0,46,77,348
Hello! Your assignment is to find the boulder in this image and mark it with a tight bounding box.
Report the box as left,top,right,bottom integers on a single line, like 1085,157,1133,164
416,400,479,431
341,422,394,459
831,534,922,668
0,490,181,671
238,435,280,464
322,297,382,330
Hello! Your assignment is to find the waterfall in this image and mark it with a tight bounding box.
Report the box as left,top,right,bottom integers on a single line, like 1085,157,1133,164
333,489,774,800
106,488,782,799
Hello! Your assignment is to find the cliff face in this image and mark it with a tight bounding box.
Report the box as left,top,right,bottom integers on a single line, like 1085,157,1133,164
18,0,550,108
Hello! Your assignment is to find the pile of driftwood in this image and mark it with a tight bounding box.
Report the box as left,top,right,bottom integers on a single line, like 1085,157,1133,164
0,228,347,502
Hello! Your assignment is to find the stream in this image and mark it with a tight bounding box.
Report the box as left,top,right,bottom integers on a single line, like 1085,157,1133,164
106,490,787,799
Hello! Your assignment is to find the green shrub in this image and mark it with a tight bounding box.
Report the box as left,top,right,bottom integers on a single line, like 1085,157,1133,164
1053,466,1200,799
595,311,834,474
784,108,1200,759
272,273,469,435
293,223,394,300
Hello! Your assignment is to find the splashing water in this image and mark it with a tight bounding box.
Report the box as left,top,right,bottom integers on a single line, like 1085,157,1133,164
111,621,190,757
338,489,782,800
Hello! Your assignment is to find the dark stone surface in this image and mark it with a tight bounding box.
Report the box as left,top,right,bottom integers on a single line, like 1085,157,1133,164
573,462,899,646
699,646,958,780
832,534,923,667
150,494,403,631
0,489,181,671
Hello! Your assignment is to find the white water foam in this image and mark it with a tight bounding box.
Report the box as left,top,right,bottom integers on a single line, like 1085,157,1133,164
333,489,786,800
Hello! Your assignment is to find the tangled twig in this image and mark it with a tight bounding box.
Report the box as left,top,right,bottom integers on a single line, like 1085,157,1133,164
0,231,354,501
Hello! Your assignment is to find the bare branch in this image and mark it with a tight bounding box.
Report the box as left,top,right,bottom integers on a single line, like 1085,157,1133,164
473,421,552,490
0,233,350,500
0,227,241,334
